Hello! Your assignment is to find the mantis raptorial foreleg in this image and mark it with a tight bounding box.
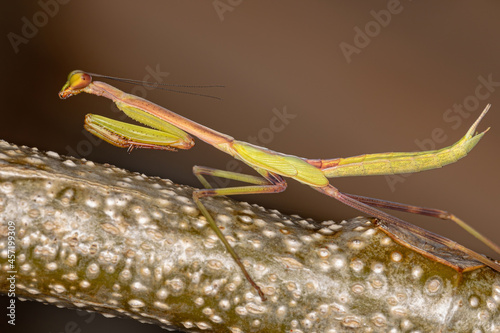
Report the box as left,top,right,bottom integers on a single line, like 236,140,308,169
84,114,193,151
59,70,500,301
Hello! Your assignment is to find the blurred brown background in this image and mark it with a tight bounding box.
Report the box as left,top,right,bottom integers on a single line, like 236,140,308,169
1,1,500,332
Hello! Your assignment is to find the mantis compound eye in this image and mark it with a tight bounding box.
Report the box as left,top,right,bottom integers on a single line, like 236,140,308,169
68,71,92,89
59,70,93,99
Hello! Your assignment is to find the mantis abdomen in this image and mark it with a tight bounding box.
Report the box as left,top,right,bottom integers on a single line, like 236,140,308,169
319,117,488,178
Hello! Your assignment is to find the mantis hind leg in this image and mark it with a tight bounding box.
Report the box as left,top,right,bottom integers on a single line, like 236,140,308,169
343,193,500,255
192,165,287,301
315,184,500,272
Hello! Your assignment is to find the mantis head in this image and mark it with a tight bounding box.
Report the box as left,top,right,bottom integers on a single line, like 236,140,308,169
59,70,93,99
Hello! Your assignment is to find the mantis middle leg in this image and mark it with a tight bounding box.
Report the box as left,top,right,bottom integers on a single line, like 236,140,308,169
192,166,287,301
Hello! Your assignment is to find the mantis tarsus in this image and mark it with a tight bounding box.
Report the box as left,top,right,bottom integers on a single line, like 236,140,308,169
59,70,500,301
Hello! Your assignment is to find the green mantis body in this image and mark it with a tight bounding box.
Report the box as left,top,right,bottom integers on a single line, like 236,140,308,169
60,70,500,301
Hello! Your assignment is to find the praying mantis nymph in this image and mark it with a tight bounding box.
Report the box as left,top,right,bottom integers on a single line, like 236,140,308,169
59,70,500,301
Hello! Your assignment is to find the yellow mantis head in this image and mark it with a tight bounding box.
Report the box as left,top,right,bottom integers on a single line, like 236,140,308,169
59,70,92,99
